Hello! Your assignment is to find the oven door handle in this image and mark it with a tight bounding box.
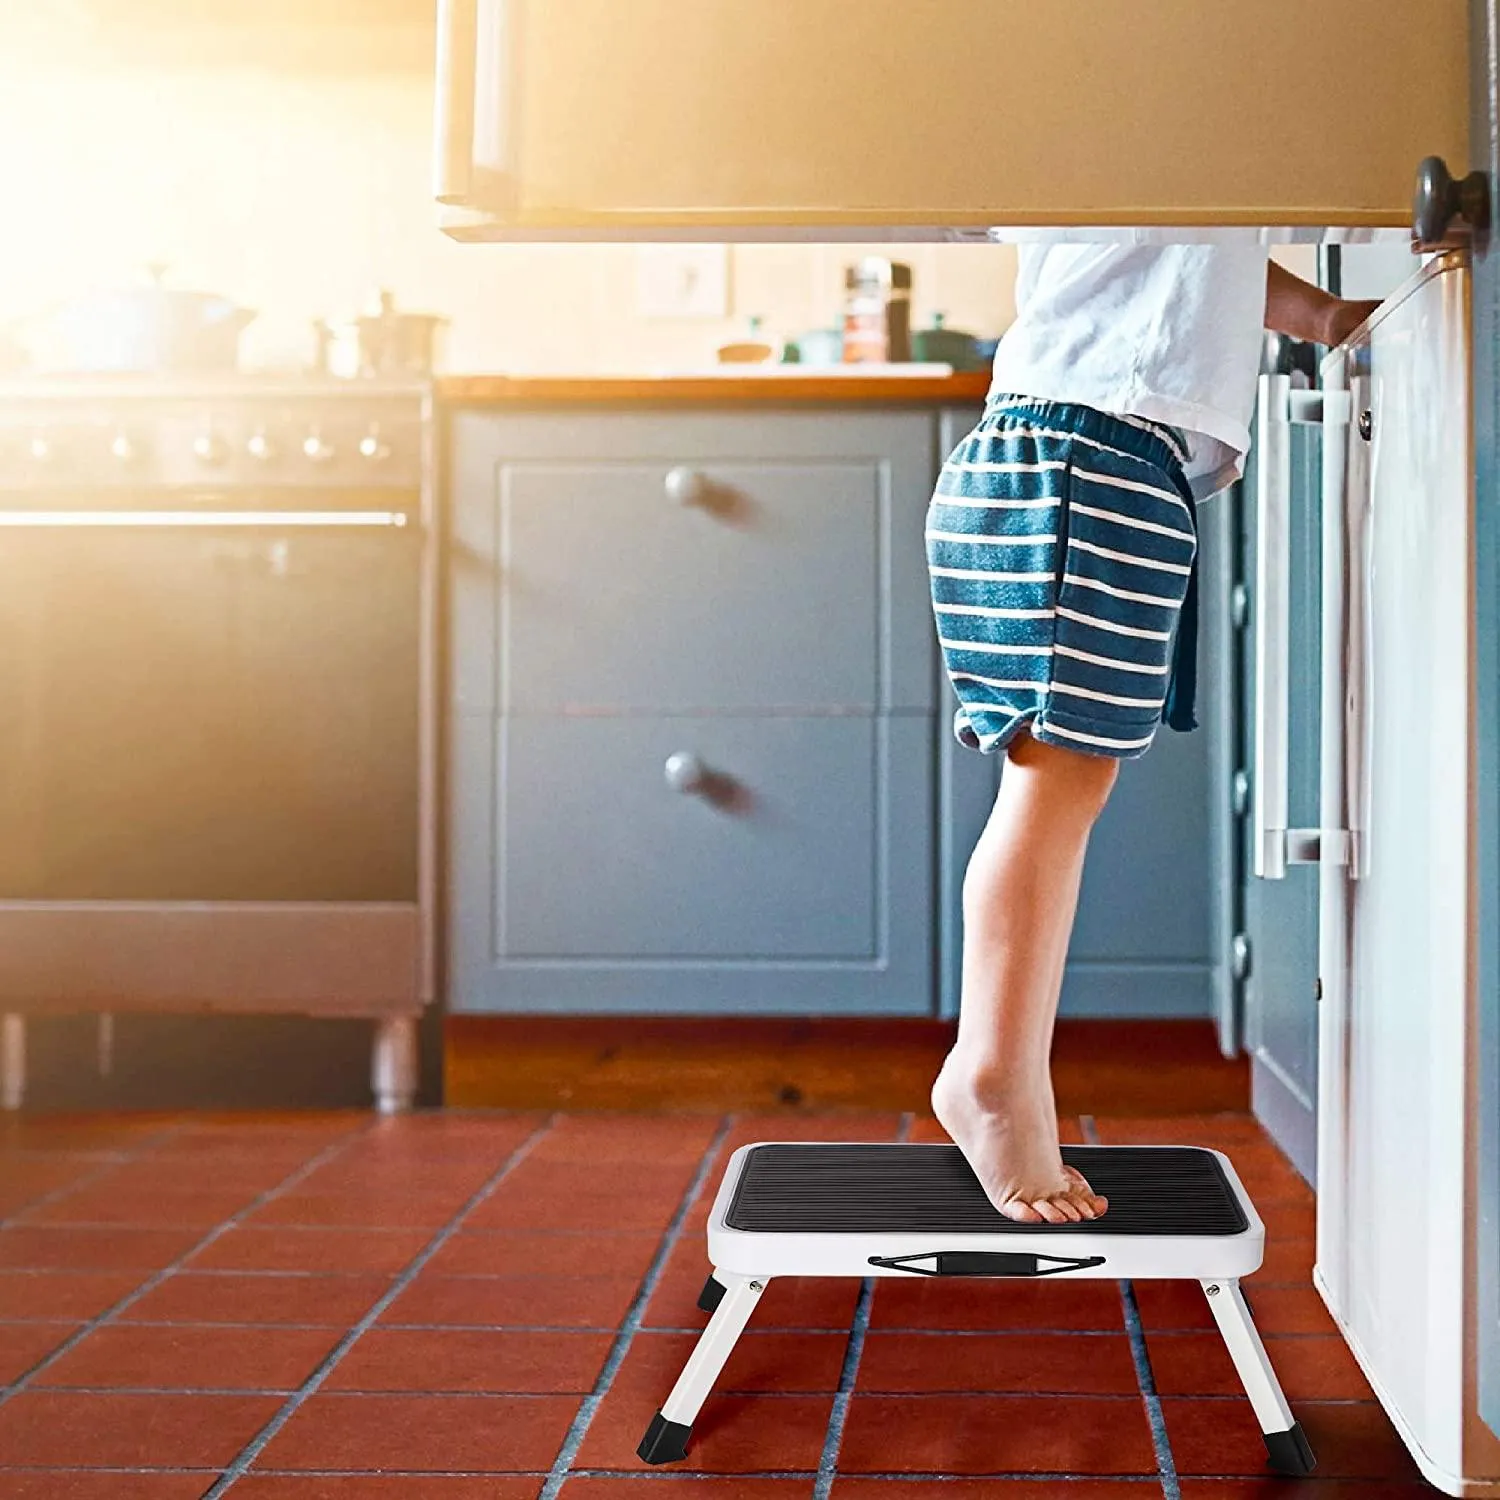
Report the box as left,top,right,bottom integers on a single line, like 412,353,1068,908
0,510,413,529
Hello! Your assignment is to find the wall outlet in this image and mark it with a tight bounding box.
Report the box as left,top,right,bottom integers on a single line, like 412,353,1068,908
635,244,730,319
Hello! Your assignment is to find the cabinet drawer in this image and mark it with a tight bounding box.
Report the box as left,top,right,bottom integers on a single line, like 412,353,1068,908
450,410,938,715
447,705,936,1014
504,459,885,711
448,707,934,1014
496,715,882,959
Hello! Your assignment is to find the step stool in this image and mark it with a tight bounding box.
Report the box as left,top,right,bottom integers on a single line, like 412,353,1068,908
637,1142,1316,1477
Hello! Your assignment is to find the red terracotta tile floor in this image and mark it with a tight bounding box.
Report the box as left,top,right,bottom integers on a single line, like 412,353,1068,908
0,1109,1442,1496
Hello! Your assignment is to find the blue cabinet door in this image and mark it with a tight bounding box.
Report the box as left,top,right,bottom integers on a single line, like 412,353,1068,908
447,407,938,1016
1238,400,1322,1185
450,410,938,716
450,710,933,1013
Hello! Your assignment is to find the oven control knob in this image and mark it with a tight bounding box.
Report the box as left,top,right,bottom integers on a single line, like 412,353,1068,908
192,430,229,466
302,431,336,464
247,430,277,463
109,431,136,464
358,425,392,463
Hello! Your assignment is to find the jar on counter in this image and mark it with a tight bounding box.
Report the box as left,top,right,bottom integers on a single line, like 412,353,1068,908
841,258,912,364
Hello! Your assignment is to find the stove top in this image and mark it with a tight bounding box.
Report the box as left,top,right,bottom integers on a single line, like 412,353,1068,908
0,373,427,491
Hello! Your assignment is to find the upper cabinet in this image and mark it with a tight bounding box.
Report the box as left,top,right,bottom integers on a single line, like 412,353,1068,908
435,0,1468,240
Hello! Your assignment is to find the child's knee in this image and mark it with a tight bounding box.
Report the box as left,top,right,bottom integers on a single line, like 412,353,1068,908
1007,730,1120,819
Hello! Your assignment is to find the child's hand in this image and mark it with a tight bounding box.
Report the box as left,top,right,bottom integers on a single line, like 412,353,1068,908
1267,263,1381,349
1320,297,1382,348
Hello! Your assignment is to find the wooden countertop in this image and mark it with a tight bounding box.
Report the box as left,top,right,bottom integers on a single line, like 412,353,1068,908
436,370,992,406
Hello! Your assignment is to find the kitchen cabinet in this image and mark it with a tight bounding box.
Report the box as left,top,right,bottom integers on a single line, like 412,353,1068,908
437,0,1464,239
447,407,938,1015
936,408,1230,1022
448,394,1230,1019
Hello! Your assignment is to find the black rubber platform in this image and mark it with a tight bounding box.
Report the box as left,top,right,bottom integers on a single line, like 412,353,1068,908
725,1144,1248,1236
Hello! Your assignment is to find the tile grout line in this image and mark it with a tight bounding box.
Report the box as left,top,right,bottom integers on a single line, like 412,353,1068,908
536,1114,736,1500
810,1109,915,1500
0,1463,1179,1481
0,1119,195,1231
0,1317,1332,1334
18,1385,1371,1404
0,1118,376,1405
201,1114,558,1499
1081,1113,1181,1500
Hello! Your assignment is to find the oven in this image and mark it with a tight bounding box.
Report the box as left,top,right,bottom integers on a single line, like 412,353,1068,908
0,380,435,1110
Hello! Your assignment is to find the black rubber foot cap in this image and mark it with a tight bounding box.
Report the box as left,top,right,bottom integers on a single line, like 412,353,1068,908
637,1412,692,1465
697,1275,726,1314
1265,1421,1317,1476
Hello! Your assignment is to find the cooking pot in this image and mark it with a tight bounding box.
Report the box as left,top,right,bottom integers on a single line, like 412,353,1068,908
28,267,256,375
314,290,446,379
910,312,985,370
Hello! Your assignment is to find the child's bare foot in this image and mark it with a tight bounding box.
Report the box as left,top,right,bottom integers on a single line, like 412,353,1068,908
932,1052,1107,1225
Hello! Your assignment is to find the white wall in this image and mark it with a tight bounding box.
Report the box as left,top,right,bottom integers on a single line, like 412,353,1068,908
0,21,1018,374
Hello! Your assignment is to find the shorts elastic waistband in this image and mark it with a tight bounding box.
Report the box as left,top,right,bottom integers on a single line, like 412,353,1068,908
983,392,1190,478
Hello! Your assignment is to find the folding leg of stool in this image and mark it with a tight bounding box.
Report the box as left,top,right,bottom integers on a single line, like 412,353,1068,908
1202,1278,1317,1476
637,1270,766,1465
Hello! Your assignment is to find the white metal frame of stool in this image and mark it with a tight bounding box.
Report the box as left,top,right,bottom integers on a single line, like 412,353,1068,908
637,1142,1317,1477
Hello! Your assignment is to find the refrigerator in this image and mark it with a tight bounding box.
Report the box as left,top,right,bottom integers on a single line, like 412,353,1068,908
1243,248,1500,1494
1317,251,1500,1495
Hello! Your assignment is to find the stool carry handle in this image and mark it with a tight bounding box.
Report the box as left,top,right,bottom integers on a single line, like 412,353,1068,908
868,1250,1106,1278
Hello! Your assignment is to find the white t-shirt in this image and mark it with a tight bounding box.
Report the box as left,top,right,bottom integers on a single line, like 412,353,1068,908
988,242,1270,498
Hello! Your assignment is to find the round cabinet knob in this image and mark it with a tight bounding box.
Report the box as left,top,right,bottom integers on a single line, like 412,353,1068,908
109,431,136,464
192,430,228,466
27,434,51,463
302,431,335,464
663,751,708,795
247,430,277,463
1232,769,1251,817
664,467,710,507
1412,155,1491,251
1231,933,1252,982
358,425,391,463
1230,583,1250,630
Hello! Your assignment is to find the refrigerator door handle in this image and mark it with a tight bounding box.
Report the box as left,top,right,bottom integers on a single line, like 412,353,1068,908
1253,373,1293,879
1316,382,1356,873
1341,372,1373,881
1253,376,1350,879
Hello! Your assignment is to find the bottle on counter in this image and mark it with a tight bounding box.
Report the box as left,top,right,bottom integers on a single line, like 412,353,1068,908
841,257,912,364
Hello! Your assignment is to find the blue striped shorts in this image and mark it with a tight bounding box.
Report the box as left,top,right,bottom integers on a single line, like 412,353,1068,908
927,394,1200,761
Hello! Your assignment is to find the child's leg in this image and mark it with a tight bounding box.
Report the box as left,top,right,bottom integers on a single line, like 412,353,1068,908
932,728,1119,1224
